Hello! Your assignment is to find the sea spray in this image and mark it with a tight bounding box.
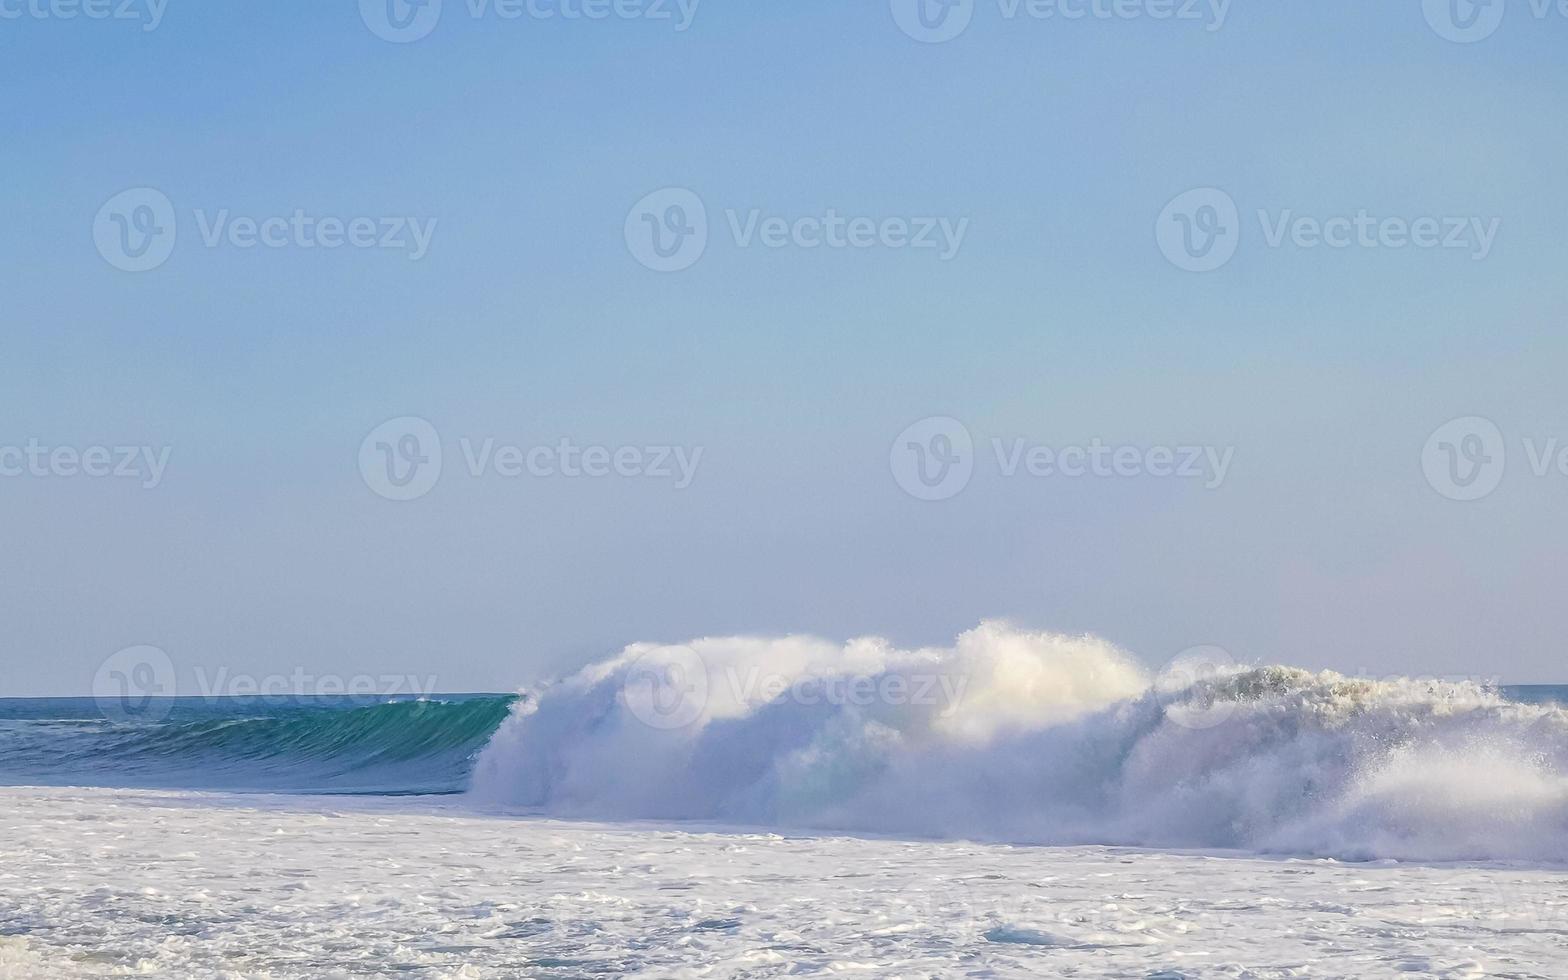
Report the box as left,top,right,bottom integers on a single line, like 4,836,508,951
469,623,1568,862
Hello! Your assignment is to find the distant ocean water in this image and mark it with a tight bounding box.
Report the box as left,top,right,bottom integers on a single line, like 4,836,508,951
2,683,1562,798
0,694,517,795
1501,685,1568,707
5,649,1568,866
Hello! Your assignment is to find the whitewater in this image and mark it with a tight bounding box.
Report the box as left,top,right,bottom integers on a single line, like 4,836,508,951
3,622,1566,978
470,622,1568,864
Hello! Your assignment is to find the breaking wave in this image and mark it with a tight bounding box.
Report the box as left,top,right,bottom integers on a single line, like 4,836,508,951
469,622,1568,863
1,696,517,795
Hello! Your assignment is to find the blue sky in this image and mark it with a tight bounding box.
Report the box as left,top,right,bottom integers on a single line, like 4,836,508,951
2,0,1566,693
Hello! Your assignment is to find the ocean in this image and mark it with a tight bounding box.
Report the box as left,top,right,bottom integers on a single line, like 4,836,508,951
0,694,518,796
1497,685,1568,707
3,629,1567,977
2,686,1565,799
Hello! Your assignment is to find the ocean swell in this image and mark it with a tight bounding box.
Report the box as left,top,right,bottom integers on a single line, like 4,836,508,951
469,623,1568,862
1,696,517,795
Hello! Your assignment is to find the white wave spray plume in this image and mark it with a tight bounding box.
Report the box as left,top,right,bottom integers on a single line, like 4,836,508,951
470,622,1568,862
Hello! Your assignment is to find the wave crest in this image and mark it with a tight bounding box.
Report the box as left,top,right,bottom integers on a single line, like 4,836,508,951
469,624,1568,862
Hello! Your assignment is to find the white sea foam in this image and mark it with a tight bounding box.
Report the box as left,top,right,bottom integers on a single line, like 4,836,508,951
8,786,1562,978
470,622,1568,862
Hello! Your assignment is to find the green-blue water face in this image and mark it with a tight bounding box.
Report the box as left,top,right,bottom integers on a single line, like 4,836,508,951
0,695,518,796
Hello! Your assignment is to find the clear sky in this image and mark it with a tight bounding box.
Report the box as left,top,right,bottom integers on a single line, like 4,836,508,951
2,0,1566,694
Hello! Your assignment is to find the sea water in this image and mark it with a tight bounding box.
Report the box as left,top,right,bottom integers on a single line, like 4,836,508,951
0,694,515,795
3,625,1567,977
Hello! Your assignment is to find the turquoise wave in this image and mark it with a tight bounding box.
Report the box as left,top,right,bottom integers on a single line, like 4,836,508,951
0,695,519,795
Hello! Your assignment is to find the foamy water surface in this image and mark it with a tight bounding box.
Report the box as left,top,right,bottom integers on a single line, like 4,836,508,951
2,786,1563,979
